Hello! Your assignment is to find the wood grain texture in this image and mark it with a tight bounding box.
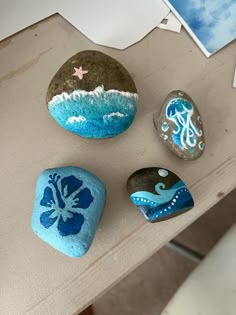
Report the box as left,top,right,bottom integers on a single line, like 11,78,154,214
0,14,236,315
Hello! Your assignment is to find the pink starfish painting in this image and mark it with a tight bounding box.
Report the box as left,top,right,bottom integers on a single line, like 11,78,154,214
72,66,89,80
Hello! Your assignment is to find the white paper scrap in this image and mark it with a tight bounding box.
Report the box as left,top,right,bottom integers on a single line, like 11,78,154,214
233,63,236,88
58,0,170,49
0,0,170,49
0,0,55,41
158,12,181,33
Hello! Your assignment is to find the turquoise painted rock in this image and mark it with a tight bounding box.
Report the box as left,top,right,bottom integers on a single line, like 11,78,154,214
31,167,106,257
47,50,138,138
153,90,205,160
127,167,194,222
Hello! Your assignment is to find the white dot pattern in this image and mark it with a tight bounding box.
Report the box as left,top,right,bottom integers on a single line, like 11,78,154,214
131,186,192,222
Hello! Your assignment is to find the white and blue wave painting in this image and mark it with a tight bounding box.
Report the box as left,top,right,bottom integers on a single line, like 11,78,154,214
131,180,194,222
48,86,138,138
167,0,236,54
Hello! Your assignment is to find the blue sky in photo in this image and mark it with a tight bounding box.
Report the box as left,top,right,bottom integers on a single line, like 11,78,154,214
168,0,236,53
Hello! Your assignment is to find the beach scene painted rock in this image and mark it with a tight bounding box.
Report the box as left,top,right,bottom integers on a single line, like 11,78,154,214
153,90,205,160
127,167,194,222
31,166,106,258
47,50,138,138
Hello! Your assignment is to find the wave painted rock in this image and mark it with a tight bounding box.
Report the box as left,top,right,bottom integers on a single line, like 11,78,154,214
153,90,205,160
31,167,106,257
127,167,194,222
47,50,138,138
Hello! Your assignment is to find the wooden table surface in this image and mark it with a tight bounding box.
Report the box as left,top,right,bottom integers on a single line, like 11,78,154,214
1,15,236,315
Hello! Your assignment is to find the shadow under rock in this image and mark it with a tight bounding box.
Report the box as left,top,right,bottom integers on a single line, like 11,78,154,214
93,246,196,315
174,189,236,256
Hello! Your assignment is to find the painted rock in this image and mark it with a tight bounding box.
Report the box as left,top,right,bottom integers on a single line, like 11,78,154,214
153,90,205,160
127,167,194,222
31,167,106,257
47,50,138,138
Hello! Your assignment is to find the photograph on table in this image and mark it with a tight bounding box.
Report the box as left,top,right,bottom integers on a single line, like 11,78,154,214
164,0,236,57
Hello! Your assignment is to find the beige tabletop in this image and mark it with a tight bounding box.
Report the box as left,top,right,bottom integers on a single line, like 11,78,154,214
1,14,236,315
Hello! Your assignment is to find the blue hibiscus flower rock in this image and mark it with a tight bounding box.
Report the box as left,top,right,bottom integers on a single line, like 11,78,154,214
153,90,205,160
127,167,194,222
47,50,138,139
31,167,106,258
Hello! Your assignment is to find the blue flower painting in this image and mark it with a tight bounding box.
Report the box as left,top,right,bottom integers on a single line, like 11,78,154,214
166,0,236,54
31,167,106,257
40,173,93,236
